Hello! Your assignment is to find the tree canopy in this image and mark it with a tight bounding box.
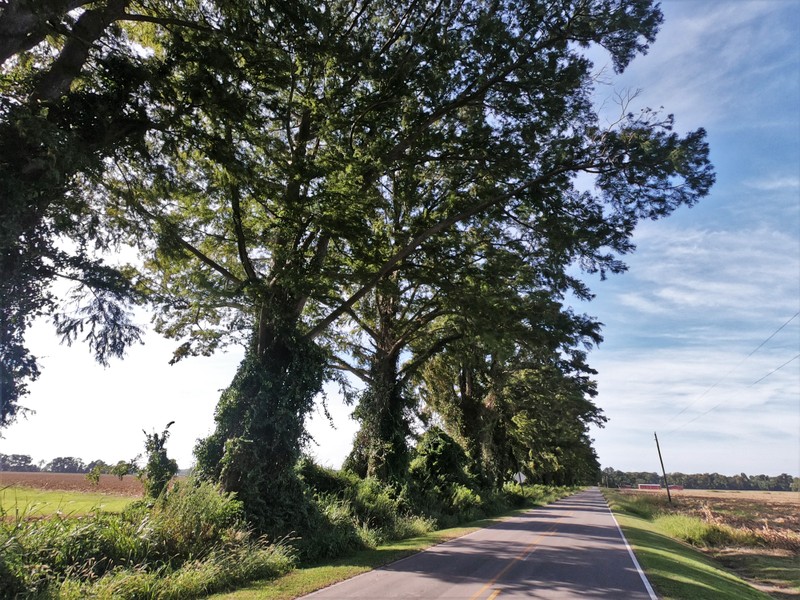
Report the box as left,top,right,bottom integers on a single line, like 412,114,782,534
1,0,714,528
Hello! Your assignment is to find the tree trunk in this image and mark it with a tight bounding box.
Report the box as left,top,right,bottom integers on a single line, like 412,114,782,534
195,299,326,532
351,285,412,483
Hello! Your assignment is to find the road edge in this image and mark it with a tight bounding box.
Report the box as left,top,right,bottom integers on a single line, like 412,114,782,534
603,494,659,600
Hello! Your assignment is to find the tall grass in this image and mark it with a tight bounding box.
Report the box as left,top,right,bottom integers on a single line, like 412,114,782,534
2,460,576,599
607,491,800,552
0,479,294,599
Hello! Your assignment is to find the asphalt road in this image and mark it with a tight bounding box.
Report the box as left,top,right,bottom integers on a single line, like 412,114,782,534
301,488,655,600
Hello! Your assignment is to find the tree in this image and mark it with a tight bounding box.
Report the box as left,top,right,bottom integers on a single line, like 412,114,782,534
110,459,138,480
141,421,178,498
44,456,86,473
0,0,195,425
340,212,613,484
9,0,712,529
0,453,39,471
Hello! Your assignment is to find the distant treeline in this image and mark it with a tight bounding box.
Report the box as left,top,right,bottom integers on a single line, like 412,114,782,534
602,468,799,492
0,453,137,476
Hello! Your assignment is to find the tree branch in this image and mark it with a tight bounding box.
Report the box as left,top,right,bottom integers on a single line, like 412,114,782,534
0,0,92,64
399,332,463,385
305,165,576,341
33,0,130,102
329,356,372,383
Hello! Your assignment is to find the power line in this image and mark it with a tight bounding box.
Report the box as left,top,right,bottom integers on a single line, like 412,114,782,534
668,351,800,435
749,352,800,386
744,312,800,359
666,310,800,424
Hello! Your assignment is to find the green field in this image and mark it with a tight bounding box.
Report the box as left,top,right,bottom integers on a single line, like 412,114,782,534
0,486,137,516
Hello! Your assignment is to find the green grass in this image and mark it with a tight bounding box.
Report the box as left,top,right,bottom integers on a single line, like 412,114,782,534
1,486,138,516
606,491,774,600
716,551,800,599
614,512,772,600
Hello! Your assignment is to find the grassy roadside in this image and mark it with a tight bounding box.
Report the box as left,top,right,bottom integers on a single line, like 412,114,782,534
604,490,778,600
209,491,576,600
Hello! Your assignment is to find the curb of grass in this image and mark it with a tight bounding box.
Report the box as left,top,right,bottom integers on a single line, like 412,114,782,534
208,492,576,600
604,491,773,600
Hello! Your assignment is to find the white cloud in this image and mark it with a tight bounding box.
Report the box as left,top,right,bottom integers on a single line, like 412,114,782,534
592,0,799,133
745,175,800,192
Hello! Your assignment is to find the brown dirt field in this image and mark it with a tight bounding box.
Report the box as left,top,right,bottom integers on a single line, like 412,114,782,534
622,488,800,533
0,472,144,496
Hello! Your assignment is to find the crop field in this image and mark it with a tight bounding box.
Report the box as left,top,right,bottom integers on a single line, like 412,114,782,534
0,471,143,516
0,471,144,494
615,489,800,598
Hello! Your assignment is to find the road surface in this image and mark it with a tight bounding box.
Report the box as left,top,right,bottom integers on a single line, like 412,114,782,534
302,488,655,600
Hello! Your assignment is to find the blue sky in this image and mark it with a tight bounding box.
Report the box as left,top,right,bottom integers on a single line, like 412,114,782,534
583,0,800,475
2,0,798,477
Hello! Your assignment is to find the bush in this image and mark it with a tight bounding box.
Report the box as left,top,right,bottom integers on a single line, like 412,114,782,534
451,484,482,519
144,479,244,560
295,496,365,563
141,424,179,500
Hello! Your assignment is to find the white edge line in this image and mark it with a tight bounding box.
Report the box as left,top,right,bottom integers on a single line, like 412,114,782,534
605,498,659,600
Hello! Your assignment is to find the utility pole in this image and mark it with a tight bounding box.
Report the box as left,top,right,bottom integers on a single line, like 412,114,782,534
654,432,672,503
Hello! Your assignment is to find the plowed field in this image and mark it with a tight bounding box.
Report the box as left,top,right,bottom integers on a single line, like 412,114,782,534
0,471,143,496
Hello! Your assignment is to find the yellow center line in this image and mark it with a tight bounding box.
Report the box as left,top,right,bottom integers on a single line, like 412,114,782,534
468,511,574,600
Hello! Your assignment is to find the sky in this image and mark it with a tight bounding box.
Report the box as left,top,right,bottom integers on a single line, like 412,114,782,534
2,0,798,477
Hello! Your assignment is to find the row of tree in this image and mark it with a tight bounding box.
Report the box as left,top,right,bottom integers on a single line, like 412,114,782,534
1,0,714,531
601,468,799,492
0,452,137,476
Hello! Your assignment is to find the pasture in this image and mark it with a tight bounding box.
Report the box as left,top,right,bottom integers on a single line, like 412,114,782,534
0,471,143,517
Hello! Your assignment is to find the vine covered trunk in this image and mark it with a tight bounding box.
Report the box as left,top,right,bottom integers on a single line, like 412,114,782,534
195,302,325,531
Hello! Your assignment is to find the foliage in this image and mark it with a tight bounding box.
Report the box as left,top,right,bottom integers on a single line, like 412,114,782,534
408,428,471,494
110,460,139,480
0,0,154,425
194,345,327,532
0,452,40,471
294,458,430,560
44,457,88,474
420,332,605,489
4,0,715,533
0,478,294,598
141,421,179,499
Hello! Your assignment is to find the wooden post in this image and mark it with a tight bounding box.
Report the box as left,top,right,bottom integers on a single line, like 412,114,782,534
654,432,672,503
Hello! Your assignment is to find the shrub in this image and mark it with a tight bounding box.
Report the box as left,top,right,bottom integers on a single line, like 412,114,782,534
145,479,244,560
141,422,179,499
296,496,365,562
451,484,482,517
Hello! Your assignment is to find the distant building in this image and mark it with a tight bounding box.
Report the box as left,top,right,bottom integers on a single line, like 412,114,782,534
637,483,661,490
